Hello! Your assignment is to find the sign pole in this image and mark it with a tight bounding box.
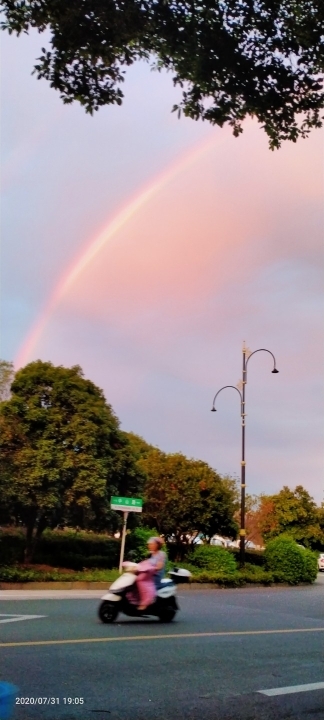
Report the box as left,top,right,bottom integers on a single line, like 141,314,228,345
119,511,129,573
110,497,142,573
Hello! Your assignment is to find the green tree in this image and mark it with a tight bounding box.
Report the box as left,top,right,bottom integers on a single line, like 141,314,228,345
136,448,238,539
1,1,323,147
0,359,14,402
259,485,324,548
0,361,143,559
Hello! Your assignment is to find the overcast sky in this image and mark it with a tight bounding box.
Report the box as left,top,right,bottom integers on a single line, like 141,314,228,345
1,30,323,503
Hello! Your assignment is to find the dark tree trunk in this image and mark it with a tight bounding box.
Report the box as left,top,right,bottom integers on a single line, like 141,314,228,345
24,508,46,563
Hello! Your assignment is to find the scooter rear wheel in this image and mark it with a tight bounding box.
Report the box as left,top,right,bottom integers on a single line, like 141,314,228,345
98,600,119,624
158,606,176,623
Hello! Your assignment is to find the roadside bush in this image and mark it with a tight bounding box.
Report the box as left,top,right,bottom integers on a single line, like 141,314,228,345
264,537,317,584
239,565,274,585
301,548,318,583
34,531,120,569
0,530,25,564
192,571,245,587
0,565,119,583
35,553,118,571
125,527,160,562
228,548,265,567
190,545,237,574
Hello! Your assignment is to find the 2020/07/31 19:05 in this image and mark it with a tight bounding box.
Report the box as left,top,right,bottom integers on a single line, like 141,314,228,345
16,697,84,705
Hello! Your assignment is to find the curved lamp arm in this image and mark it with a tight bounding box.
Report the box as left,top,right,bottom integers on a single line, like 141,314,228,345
211,385,243,415
245,349,279,374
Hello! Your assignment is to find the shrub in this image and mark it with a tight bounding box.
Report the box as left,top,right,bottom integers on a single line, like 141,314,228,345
239,565,274,585
302,548,318,583
34,531,120,569
125,527,164,562
192,571,245,587
0,565,119,583
264,537,317,584
228,547,265,566
190,545,237,574
0,530,25,564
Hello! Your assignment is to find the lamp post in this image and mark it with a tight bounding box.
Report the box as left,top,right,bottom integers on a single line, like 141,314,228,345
211,342,279,566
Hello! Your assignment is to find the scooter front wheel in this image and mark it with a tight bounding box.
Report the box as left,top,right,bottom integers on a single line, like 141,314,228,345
98,600,119,624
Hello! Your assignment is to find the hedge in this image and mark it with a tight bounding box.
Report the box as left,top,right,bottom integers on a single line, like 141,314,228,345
189,545,237,574
0,531,25,564
264,537,318,584
0,565,119,583
0,529,121,569
0,528,161,570
229,547,266,567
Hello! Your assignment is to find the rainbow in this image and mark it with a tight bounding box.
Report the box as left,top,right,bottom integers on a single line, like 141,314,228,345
16,132,219,368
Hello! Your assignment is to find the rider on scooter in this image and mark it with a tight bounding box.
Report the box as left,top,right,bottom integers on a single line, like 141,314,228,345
135,536,166,611
147,537,167,590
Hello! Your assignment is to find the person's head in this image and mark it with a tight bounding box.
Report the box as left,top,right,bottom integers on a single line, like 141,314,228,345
147,536,163,553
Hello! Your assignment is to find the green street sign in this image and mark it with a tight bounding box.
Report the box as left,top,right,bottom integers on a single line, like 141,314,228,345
110,496,143,513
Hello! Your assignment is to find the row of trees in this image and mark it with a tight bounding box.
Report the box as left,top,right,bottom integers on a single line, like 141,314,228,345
1,360,323,560
0,360,239,560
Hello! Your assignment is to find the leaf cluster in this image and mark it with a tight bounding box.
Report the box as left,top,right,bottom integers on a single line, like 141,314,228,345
1,1,323,146
257,486,324,549
189,544,237,573
130,441,239,539
264,535,318,583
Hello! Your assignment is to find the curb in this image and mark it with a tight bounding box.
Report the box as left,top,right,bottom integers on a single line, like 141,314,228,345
0,581,313,591
0,582,112,590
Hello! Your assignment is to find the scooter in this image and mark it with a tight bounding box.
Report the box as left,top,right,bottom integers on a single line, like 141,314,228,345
98,562,191,624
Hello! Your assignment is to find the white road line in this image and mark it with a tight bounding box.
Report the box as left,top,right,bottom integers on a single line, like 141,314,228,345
0,614,46,624
258,682,324,696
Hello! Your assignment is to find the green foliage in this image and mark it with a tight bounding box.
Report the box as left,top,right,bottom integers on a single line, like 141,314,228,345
0,566,119,583
125,526,160,562
0,528,121,569
229,548,266,567
137,448,239,540
301,548,319,583
239,565,274,585
191,571,245,587
1,1,323,147
0,361,144,559
265,536,318,584
0,529,25,564
35,530,120,569
190,545,237,574
259,486,324,549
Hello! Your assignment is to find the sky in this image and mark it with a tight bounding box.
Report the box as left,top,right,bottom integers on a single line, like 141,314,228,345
1,29,324,503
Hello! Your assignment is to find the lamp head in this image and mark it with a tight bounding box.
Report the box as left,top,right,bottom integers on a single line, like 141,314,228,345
272,368,279,374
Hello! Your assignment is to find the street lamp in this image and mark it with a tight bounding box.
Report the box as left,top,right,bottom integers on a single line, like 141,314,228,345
211,342,279,566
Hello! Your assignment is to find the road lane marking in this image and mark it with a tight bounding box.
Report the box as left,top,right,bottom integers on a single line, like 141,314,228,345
1,627,324,648
0,614,46,624
258,681,324,696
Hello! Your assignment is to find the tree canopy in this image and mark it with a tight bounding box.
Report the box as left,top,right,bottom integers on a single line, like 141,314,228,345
1,1,323,147
252,485,324,549
127,436,239,539
0,361,144,558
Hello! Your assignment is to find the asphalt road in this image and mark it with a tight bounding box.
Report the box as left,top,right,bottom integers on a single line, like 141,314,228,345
1,575,324,720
